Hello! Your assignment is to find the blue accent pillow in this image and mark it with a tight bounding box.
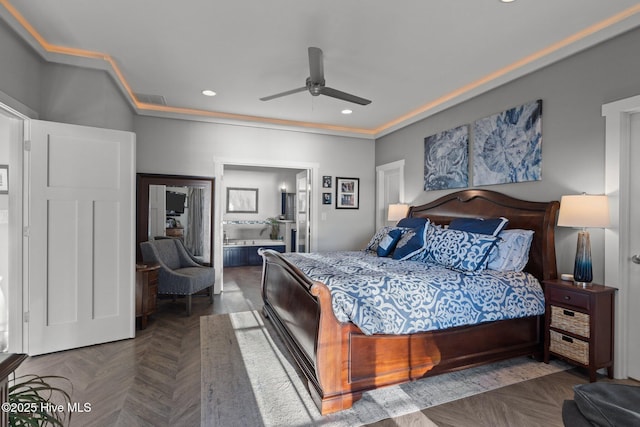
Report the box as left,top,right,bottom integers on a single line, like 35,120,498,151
448,217,509,236
396,217,428,229
487,229,534,272
376,228,403,257
392,222,430,261
423,227,499,272
365,226,395,252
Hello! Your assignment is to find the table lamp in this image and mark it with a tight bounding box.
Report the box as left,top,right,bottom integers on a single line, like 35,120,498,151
387,203,409,223
557,193,610,285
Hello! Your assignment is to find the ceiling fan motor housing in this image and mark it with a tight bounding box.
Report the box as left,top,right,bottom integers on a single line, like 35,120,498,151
306,77,325,96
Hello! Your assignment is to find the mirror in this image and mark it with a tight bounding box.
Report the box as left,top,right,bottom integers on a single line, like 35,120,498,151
136,173,214,265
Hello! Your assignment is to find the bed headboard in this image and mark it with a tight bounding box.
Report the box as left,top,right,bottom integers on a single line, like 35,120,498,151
408,189,559,282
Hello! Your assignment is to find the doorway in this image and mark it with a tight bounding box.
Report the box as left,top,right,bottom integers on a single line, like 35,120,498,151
214,159,319,293
603,94,640,379
376,160,406,230
0,102,26,353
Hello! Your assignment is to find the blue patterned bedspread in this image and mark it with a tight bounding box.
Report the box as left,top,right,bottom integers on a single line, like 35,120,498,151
282,251,545,335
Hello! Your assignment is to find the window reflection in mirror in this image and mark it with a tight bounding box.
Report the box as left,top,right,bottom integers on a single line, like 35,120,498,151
149,185,211,263
137,174,214,265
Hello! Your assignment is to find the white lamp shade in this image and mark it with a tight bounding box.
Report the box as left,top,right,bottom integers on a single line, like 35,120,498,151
387,204,409,221
557,194,610,228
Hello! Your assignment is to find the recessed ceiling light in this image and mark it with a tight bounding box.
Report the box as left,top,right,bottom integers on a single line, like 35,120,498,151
500,0,516,3
202,90,216,97
341,109,353,115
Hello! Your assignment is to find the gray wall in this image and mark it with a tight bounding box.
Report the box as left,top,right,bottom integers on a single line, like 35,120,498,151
0,19,41,112
375,26,640,283
134,116,376,251
39,63,134,131
0,20,134,131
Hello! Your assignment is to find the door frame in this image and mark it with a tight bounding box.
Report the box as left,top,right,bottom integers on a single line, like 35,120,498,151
213,158,319,294
603,94,640,378
0,98,31,353
376,160,405,230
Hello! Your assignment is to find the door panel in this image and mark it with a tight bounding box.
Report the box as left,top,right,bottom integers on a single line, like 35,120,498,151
28,120,135,355
46,200,79,325
628,112,640,379
94,200,120,318
296,170,310,253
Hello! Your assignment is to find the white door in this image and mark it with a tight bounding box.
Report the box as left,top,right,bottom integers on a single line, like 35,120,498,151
296,170,310,253
376,160,405,229
27,120,135,355
627,112,640,379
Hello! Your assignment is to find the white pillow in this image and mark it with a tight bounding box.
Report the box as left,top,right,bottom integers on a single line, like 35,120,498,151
487,229,534,272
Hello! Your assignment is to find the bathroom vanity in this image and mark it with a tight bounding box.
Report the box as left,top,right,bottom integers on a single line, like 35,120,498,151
223,240,285,267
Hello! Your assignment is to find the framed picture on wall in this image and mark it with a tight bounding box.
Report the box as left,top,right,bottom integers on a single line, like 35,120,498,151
322,192,332,205
0,165,7,194
335,177,359,209
322,175,332,188
226,187,258,213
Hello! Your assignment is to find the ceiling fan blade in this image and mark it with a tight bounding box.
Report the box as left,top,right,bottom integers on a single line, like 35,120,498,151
259,86,307,101
319,86,372,106
308,47,325,84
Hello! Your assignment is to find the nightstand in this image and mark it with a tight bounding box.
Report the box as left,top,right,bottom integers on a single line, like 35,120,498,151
136,263,160,329
543,279,617,382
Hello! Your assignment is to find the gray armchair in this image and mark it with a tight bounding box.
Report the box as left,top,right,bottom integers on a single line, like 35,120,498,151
140,239,214,316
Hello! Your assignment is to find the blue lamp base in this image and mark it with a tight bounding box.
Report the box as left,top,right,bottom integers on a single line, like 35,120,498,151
573,229,593,286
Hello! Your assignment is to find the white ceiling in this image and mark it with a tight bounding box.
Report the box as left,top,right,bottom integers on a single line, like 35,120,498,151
3,0,640,138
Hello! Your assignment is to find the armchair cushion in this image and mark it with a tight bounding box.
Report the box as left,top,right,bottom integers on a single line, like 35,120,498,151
140,239,215,315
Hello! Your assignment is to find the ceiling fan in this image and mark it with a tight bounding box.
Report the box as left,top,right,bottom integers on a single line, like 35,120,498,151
260,47,372,106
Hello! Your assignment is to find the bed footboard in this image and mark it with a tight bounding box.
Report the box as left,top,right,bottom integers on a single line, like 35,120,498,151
260,249,359,413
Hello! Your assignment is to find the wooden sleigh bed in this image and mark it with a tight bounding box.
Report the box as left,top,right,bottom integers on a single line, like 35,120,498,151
260,189,559,415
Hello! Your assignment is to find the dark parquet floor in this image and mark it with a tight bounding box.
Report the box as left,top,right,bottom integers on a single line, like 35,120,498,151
15,266,264,427
15,266,639,426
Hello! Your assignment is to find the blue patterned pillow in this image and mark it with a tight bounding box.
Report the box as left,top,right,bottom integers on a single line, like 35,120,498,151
448,216,509,236
424,227,499,271
365,226,395,252
377,228,403,257
392,222,430,261
396,217,428,229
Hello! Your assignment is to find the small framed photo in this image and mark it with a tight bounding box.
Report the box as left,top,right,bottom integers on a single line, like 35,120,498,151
322,175,332,188
335,177,359,209
322,192,332,205
0,165,7,194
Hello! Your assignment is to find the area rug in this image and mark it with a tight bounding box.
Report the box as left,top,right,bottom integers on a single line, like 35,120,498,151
201,311,569,427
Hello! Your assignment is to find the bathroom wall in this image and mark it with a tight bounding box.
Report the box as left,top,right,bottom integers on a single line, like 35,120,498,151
223,167,299,241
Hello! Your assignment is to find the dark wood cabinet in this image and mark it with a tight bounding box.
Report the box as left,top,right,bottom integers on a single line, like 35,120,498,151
136,263,160,329
0,353,27,427
543,279,617,382
165,227,184,239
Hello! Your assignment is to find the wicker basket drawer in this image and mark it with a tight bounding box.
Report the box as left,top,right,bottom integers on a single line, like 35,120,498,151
550,306,590,338
549,330,589,365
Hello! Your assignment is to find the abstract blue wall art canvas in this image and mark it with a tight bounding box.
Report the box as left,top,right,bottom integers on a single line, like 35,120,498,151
424,124,469,191
472,99,542,186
